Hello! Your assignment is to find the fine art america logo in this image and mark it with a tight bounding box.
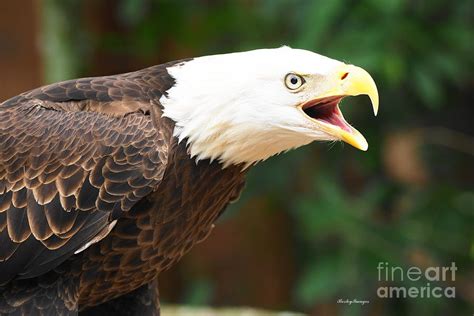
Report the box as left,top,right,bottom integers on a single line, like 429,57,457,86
377,262,457,298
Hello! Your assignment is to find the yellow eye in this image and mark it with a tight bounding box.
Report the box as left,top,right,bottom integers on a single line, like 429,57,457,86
284,73,305,90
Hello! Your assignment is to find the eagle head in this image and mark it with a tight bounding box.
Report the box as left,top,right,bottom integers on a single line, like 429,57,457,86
160,46,379,167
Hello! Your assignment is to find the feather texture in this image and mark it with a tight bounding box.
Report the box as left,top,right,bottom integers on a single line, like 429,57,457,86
0,63,178,285
0,59,247,315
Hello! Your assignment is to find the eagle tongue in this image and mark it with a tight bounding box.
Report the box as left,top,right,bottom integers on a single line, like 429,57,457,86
321,105,352,133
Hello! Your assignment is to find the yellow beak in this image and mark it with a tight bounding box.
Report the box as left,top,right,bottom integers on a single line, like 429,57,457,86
338,65,379,116
316,64,379,151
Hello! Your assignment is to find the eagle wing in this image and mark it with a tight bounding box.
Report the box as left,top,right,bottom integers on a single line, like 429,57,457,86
0,69,174,284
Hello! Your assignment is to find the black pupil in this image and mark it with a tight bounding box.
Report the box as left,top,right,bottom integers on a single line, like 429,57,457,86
290,77,298,85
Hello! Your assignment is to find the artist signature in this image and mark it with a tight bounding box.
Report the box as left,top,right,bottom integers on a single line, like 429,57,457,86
337,298,370,305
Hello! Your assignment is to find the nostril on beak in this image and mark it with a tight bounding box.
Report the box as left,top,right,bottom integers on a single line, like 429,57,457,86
340,72,349,80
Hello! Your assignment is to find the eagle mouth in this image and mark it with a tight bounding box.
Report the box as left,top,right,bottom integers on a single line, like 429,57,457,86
299,95,370,151
297,65,378,151
301,95,352,132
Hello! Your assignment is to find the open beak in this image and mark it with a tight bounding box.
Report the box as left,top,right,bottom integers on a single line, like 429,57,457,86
300,65,379,151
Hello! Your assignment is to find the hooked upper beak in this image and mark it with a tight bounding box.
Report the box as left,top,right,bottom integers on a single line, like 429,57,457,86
300,64,379,151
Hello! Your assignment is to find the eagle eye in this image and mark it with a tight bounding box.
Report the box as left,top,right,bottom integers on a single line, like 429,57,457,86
284,73,305,90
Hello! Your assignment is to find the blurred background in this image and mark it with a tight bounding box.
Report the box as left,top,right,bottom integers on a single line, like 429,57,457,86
0,1,473,315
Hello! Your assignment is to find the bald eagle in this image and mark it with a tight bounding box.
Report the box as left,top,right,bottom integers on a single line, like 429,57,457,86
0,47,378,315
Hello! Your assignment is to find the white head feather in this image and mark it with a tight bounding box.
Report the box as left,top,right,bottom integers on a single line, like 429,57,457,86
160,46,376,167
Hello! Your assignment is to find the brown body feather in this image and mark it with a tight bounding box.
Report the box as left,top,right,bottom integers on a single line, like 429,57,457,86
0,60,247,315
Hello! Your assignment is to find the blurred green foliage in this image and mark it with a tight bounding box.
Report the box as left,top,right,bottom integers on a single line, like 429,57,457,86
42,0,473,315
